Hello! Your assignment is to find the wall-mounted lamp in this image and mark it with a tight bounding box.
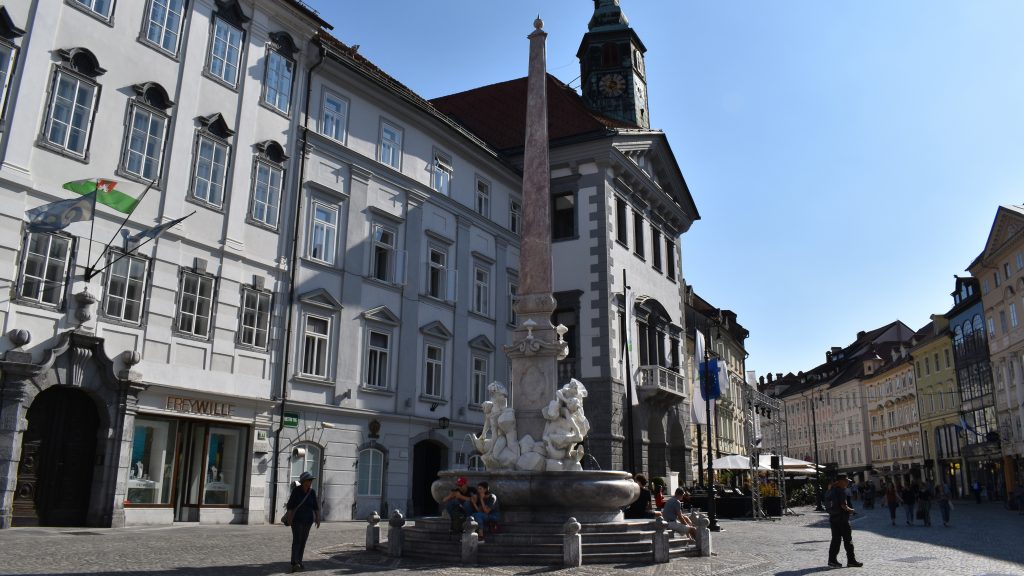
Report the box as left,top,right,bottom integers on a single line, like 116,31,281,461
336,389,352,404
429,402,440,412
319,422,336,429
438,417,450,430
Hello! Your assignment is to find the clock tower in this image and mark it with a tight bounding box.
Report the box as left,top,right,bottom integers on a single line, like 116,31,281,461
577,0,649,128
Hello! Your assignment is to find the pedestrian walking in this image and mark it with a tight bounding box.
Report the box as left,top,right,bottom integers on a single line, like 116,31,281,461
936,483,952,527
285,471,321,573
824,473,863,569
885,483,901,526
917,482,932,527
901,481,917,526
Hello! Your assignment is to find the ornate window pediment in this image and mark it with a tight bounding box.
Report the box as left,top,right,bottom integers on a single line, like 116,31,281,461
132,82,174,110
214,0,250,27
57,47,105,77
468,335,495,352
196,113,235,139
0,7,25,40
363,305,400,326
269,31,299,57
298,288,341,310
255,139,288,163
419,320,452,340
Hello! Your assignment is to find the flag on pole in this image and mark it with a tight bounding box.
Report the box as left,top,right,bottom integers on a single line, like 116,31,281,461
623,286,639,405
63,178,140,214
26,191,97,232
128,213,192,243
692,329,707,424
699,359,722,401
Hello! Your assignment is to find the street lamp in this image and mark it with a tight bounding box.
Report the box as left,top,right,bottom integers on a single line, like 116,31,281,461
809,393,824,512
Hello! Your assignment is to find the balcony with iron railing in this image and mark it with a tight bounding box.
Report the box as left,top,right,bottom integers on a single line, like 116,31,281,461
636,364,687,403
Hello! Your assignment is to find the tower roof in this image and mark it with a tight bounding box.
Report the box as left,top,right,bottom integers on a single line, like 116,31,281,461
589,0,629,31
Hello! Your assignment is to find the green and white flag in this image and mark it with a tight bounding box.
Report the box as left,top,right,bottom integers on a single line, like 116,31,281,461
63,179,140,214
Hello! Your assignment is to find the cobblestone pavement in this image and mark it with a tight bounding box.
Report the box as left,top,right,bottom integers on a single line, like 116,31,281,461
0,500,1021,575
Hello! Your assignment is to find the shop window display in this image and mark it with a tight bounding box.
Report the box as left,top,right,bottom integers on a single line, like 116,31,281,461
203,426,246,505
127,419,177,505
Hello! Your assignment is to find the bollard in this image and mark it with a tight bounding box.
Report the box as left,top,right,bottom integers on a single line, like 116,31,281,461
365,511,381,551
562,517,582,567
652,515,670,563
388,509,406,557
695,513,712,557
461,516,479,564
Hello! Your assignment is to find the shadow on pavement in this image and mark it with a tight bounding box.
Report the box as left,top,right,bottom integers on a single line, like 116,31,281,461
774,569,834,576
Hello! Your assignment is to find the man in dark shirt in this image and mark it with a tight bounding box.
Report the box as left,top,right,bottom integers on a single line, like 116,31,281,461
825,474,862,569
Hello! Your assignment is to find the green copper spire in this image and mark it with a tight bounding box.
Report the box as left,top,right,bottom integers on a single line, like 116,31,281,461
588,0,629,31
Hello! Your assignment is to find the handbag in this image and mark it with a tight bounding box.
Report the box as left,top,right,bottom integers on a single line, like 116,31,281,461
283,490,311,526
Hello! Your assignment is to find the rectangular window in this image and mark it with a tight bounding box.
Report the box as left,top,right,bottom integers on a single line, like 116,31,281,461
208,18,243,87
615,197,628,245
122,104,168,181
1005,262,1012,280
651,226,662,271
1018,252,1024,271
475,179,490,217
308,201,338,264
250,160,283,228
427,247,447,299
144,0,185,55
365,330,390,389
43,70,97,157
263,51,294,113
239,287,271,349
994,271,1001,288
0,42,15,123
472,355,488,404
509,198,522,234
379,121,402,169
372,224,396,282
176,271,214,338
103,253,148,323
1000,310,1008,333
75,0,113,19
431,153,452,196
127,418,177,506
508,282,518,326
633,211,645,258
19,233,72,306
357,449,383,497
424,344,443,397
925,357,931,375
552,193,575,240
321,92,348,142
191,135,229,208
301,315,330,378
666,238,676,280
1012,303,1019,328
473,266,490,315
944,348,951,368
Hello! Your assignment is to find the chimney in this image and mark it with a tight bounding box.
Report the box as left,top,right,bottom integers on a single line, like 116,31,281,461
826,351,832,363
857,331,866,340
776,372,783,381
767,373,774,383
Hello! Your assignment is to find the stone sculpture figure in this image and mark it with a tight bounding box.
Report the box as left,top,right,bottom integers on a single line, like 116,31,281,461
470,382,520,469
541,379,590,470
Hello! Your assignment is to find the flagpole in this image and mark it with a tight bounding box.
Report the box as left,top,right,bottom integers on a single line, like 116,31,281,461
84,192,99,281
89,211,196,278
87,179,155,279
623,268,636,474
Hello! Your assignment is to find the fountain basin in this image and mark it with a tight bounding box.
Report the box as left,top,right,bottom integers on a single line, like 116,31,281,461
431,469,639,523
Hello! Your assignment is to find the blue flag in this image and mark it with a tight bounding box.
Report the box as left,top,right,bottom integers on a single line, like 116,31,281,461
128,213,192,243
699,359,721,401
26,191,97,232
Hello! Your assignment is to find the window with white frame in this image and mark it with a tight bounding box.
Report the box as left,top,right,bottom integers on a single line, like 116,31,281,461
509,198,522,234
176,270,215,338
473,266,490,315
239,286,271,349
103,252,148,323
1011,302,1019,328
0,42,16,124
122,103,168,181
371,223,397,282
301,314,330,378
471,355,489,404
666,238,676,281
379,121,402,169
357,448,383,497
19,233,72,307
321,92,348,142
207,18,243,87
650,226,662,272
263,50,294,114
365,330,391,389
42,69,97,157
250,159,284,228
427,247,448,299
431,152,452,195
475,179,490,217
508,281,518,326
308,201,338,264
143,0,185,55
424,344,444,398
73,0,113,19
191,134,229,208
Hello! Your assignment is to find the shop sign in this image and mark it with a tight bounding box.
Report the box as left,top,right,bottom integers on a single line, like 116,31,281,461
165,396,234,417
253,429,271,454
283,412,300,428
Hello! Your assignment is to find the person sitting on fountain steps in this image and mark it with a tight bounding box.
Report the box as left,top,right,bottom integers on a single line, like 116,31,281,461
660,488,697,539
442,476,473,531
470,481,500,541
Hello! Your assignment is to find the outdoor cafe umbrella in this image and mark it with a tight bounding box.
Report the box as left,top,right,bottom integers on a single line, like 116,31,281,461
757,455,825,470
712,454,770,471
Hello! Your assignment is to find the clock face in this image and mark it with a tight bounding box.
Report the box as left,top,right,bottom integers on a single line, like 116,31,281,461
599,73,626,97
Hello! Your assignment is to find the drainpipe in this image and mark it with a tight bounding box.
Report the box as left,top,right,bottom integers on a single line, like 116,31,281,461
269,38,325,525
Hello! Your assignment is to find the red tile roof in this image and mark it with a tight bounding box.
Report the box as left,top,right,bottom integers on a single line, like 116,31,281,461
431,74,638,152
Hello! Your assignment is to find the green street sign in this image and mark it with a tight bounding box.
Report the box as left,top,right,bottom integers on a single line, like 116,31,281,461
283,412,300,428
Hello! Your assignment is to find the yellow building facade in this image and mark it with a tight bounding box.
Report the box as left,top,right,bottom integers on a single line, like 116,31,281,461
910,318,963,494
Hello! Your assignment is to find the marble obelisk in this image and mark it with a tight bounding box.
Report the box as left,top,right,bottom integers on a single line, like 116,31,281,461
505,18,567,448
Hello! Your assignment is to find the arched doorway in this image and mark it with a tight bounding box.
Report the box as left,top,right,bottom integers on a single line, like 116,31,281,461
14,387,99,526
411,440,446,517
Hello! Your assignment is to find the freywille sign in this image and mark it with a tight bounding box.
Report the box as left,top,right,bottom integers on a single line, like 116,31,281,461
165,396,234,417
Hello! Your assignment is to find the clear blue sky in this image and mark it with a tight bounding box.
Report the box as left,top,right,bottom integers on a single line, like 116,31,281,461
309,1,1024,378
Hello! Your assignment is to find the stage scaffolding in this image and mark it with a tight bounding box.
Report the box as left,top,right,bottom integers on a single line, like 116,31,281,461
745,386,786,521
